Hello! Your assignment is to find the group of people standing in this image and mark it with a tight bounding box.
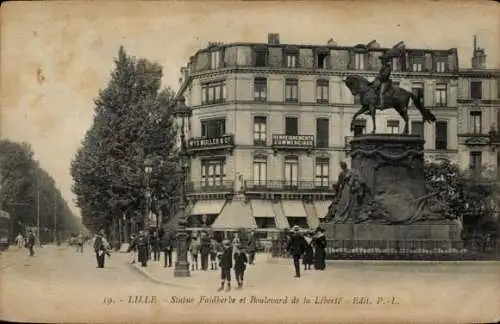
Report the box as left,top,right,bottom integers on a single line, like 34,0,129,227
127,229,175,268
286,226,327,278
15,230,36,256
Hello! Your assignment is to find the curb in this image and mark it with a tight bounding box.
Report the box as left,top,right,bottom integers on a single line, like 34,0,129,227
127,263,198,289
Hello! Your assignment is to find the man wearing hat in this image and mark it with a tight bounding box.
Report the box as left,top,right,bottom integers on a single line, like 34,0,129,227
217,239,233,292
286,225,308,278
372,54,393,109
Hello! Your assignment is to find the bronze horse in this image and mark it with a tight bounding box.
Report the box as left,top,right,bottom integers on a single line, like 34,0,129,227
343,75,436,134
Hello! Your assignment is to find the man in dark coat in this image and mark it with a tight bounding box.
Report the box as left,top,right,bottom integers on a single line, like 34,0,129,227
372,55,392,108
150,231,161,262
246,230,257,265
26,230,36,257
136,231,149,267
93,229,108,268
161,229,174,268
199,232,211,271
217,240,233,292
286,226,308,278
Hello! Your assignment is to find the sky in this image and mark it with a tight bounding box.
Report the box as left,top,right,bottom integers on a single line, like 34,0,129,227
1,1,498,218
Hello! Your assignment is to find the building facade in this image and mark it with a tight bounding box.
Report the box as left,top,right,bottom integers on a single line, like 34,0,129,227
175,34,461,234
457,37,500,179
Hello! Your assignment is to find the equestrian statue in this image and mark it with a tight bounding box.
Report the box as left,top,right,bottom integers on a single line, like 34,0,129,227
343,53,436,135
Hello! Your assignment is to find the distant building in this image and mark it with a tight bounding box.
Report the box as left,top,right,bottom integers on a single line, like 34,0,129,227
174,34,461,234
457,36,500,179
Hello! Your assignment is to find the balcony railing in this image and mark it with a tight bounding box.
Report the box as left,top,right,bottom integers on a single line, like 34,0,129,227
271,134,314,151
458,133,490,146
245,180,333,192
186,180,234,193
187,134,235,153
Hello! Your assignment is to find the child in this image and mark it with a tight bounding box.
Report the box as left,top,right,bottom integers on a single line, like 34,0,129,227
217,240,232,292
233,243,248,288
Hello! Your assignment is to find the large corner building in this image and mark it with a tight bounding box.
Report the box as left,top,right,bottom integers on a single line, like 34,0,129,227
174,33,499,235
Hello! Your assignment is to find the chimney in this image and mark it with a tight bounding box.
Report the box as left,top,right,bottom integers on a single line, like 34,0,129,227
327,38,337,46
268,33,280,45
367,40,380,48
472,35,487,69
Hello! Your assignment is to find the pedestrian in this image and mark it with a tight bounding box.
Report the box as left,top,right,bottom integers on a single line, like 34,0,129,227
286,225,308,278
303,231,314,271
217,240,233,292
150,231,161,262
189,233,200,271
136,231,149,267
209,236,219,270
233,243,248,288
199,232,211,271
93,229,109,268
76,231,84,253
161,229,174,268
25,230,36,256
246,230,257,265
15,233,24,249
127,234,138,264
313,227,327,270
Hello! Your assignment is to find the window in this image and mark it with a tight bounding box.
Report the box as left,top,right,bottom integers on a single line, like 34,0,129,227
411,82,424,106
253,116,267,145
201,159,225,187
285,53,298,68
253,157,267,186
411,121,424,139
387,120,400,134
316,118,329,148
470,81,482,100
210,50,220,69
354,53,364,70
255,217,276,229
409,55,424,72
392,57,399,71
201,119,225,138
469,151,482,171
201,81,226,105
285,79,298,103
316,80,329,103
435,121,448,150
254,78,267,101
284,156,298,187
353,119,366,136
317,53,329,69
435,83,447,107
254,49,267,67
469,111,482,134
436,61,446,73
285,117,298,135
315,158,329,188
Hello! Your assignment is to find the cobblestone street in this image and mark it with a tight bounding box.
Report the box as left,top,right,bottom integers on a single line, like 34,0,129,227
1,245,499,323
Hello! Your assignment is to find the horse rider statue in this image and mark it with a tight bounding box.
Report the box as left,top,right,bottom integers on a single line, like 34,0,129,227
372,54,392,109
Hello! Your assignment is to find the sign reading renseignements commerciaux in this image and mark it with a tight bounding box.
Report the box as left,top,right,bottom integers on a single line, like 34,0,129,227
188,134,234,150
272,134,314,148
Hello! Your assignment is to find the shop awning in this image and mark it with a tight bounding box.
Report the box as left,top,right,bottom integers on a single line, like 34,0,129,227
271,202,290,229
250,200,275,218
281,200,307,218
191,200,226,215
313,201,332,219
211,200,257,230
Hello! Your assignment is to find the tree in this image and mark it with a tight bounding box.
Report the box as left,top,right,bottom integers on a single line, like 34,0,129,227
424,159,499,241
0,139,82,241
71,46,179,235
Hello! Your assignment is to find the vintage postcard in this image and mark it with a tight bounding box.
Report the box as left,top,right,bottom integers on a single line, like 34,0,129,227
1,1,499,323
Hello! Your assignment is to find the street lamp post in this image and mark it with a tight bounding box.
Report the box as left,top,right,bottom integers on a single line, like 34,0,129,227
144,158,153,231
173,96,192,277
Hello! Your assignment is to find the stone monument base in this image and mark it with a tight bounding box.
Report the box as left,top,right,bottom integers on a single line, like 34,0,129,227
323,222,462,249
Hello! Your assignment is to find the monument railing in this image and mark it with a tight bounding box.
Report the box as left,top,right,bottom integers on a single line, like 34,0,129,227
270,238,500,261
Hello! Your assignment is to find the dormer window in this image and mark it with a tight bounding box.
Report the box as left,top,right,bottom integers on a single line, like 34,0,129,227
210,50,221,69
315,48,330,69
284,47,299,68
354,53,365,70
254,47,268,67
434,56,448,73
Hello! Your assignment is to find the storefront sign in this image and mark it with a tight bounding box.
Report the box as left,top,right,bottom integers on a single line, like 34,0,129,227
188,134,234,150
272,134,314,148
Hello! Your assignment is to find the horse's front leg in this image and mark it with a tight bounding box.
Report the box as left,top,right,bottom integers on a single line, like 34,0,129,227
350,107,366,132
370,105,376,134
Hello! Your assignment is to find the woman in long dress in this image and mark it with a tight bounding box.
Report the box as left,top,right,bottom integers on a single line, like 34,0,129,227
303,231,314,270
313,227,327,270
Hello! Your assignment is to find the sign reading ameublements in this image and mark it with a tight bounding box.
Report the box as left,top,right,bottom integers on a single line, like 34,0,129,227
188,135,234,150
272,135,314,148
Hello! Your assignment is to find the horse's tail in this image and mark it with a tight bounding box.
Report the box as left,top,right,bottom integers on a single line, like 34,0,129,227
410,92,436,123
